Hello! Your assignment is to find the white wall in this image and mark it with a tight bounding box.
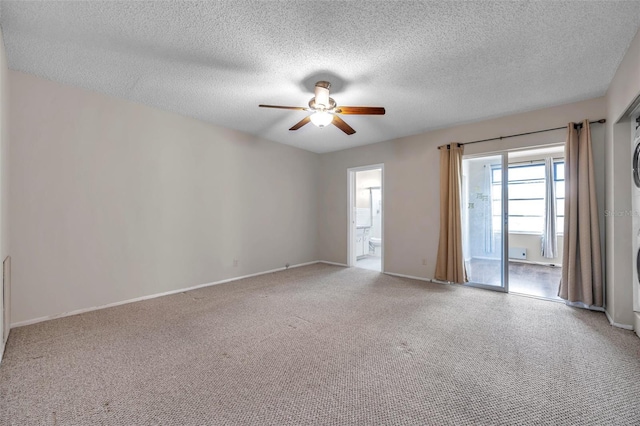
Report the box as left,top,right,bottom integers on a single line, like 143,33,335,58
605,27,640,327
318,97,606,280
0,28,10,358
508,234,563,265
355,169,381,208
10,71,319,325
464,156,499,261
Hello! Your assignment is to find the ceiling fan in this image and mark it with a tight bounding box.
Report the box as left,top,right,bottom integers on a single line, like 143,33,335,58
259,81,385,135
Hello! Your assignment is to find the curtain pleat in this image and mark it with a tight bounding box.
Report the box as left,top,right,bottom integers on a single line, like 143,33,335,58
558,120,603,306
435,144,468,283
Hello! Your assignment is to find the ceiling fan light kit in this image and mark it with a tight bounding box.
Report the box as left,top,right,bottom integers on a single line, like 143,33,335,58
310,111,333,128
259,80,385,135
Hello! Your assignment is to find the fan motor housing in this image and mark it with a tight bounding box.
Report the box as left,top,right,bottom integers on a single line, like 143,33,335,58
309,97,336,111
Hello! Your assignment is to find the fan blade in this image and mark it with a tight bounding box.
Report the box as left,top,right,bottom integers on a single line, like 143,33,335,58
332,115,356,135
259,104,307,111
289,116,311,131
335,106,385,115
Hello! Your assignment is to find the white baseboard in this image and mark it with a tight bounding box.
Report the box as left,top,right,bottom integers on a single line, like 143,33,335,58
605,310,634,330
12,260,627,334
564,300,605,311
285,261,321,269
0,341,5,365
319,261,348,267
11,260,322,329
507,258,561,267
384,271,450,285
384,271,430,282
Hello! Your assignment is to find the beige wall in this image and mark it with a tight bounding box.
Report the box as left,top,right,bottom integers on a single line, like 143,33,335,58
318,97,606,281
8,32,634,328
0,29,9,356
10,71,319,324
605,27,640,327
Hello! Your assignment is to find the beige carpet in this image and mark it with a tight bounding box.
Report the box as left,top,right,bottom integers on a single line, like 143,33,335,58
1,263,639,425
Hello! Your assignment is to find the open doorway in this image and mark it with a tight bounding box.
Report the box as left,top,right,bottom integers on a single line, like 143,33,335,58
348,165,384,272
462,145,564,301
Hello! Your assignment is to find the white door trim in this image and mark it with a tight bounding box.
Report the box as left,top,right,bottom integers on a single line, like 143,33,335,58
347,164,384,272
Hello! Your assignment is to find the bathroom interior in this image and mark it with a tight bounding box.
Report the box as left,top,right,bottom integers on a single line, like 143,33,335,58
355,168,382,271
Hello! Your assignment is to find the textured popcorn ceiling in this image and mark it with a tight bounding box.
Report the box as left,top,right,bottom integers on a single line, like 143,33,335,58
1,1,640,153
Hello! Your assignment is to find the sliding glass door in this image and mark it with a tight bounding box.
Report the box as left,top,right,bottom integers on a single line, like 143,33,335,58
462,154,508,291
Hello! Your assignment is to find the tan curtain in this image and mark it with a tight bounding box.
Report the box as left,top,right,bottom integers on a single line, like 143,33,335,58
435,144,468,283
558,120,603,306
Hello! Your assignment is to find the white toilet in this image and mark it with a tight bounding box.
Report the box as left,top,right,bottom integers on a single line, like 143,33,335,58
369,237,382,255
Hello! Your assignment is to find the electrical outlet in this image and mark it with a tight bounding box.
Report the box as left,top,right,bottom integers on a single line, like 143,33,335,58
233,259,238,267
422,258,427,266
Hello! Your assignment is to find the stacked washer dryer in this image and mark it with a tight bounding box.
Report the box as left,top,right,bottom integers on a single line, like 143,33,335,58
633,113,640,337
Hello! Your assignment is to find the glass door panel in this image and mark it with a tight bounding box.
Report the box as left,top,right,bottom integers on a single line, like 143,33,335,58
462,154,508,291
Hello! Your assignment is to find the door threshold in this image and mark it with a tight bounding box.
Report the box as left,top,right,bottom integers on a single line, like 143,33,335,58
509,291,564,303
463,282,508,293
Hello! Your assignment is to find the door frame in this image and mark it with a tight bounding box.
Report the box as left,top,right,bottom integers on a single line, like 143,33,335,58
348,164,384,271
462,153,509,293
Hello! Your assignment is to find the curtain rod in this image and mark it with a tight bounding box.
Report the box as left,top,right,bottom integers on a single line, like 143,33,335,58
461,119,606,146
508,157,564,166
483,156,564,167
437,143,462,150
